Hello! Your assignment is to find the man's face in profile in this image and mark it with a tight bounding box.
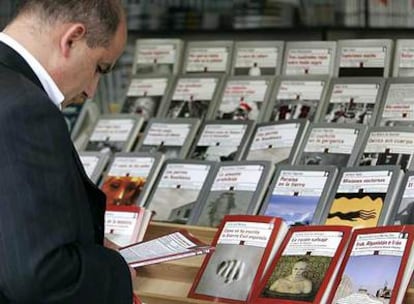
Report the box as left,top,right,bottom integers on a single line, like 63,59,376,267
102,175,145,206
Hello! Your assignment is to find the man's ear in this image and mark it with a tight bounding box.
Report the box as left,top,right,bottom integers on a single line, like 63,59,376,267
60,23,87,58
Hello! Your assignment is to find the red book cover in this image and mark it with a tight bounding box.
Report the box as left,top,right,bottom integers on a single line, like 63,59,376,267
188,214,289,303
328,225,414,304
251,225,352,304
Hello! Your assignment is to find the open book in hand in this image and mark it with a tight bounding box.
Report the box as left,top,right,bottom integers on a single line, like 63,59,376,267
119,229,214,268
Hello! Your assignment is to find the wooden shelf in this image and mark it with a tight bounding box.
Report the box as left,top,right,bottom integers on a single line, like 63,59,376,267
133,221,414,304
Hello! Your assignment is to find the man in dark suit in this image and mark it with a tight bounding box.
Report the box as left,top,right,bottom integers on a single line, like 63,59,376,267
0,1,135,303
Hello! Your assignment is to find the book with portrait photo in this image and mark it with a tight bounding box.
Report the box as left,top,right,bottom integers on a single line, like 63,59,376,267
78,151,110,184
281,41,337,77
231,40,284,76
214,76,275,122
251,225,352,304
376,77,414,127
135,118,201,159
242,119,310,165
132,38,184,76
320,165,403,229
319,77,385,125
160,74,225,121
119,75,174,122
188,160,273,228
143,159,217,225
83,114,144,153
334,39,393,77
188,214,289,304
294,122,368,168
182,40,234,74
392,39,414,77
262,76,330,123
328,225,414,304
259,165,338,226
188,120,254,162
356,126,414,171
99,152,165,208
389,171,414,225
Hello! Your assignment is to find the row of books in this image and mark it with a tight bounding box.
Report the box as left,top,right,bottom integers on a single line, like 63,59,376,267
130,38,414,79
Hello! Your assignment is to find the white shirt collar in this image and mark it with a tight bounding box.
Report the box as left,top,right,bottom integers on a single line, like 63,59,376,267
0,32,64,109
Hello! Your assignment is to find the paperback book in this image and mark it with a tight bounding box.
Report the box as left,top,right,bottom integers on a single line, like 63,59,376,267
390,171,414,225
214,76,275,122
78,151,110,184
243,119,309,165
144,160,217,224
320,165,403,229
135,118,200,159
259,165,338,226
392,39,414,77
320,77,385,125
188,215,289,303
188,161,273,228
188,120,254,162
263,76,330,122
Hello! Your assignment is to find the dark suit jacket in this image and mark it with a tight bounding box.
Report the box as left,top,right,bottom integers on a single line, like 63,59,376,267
0,42,132,303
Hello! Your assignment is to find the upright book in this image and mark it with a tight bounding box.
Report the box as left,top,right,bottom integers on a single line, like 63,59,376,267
160,74,224,120
319,77,385,125
78,151,110,184
329,225,414,304
83,114,144,153
231,40,284,76
214,76,275,122
320,165,403,229
188,215,289,303
100,152,164,207
259,165,338,226
334,39,393,77
182,40,234,74
132,38,183,75
281,41,337,76
356,126,414,171
251,225,352,304
243,119,309,165
188,120,254,162
188,160,273,228
392,39,414,77
294,123,368,167
262,76,330,123
144,159,217,224
389,170,414,225
134,118,200,159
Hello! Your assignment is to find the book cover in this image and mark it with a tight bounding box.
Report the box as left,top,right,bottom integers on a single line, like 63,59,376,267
119,229,213,268
84,114,144,153
356,126,414,171
321,165,403,228
188,161,273,228
377,77,414,127
294,123,368,167
262,76,330,123
78,151,110,184
214,76,275,122
243,119,309,165
135,118,200,159
69,101,100,151
188,215,289,303
334,39,393,77
392,39,414,77
281,41,337,76
188,120,254,162
259,165,338,226
231,40,284,76
329,225,414,304
390,171,414,225
160,74,224,120
319,77,385,125
182,40,234,74
100,152,165,207
119,75,173,122
144,159,217,224
132,38,183,75
252,225,352,304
